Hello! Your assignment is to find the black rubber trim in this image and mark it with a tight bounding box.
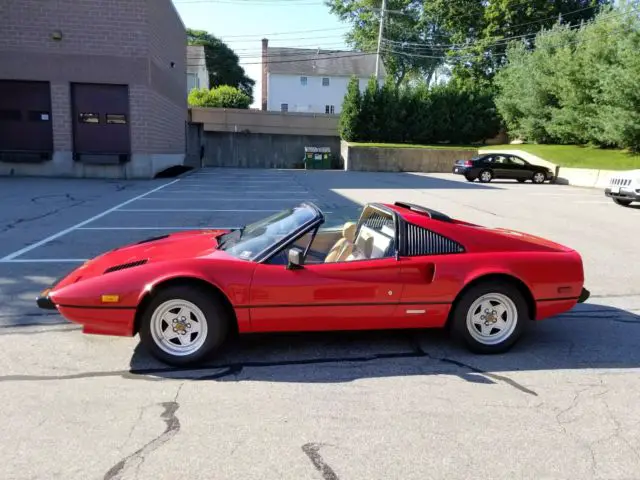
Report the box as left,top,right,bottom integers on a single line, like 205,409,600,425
578,287,590,303
235,301,451,309
36,295,57,310
536,296,581,302
56,304,136,310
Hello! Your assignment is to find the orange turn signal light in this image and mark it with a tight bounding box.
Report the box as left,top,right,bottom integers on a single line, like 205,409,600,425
101,295,120,303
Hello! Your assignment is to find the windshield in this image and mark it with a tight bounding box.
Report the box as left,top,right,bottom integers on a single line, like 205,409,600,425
218,204,319,261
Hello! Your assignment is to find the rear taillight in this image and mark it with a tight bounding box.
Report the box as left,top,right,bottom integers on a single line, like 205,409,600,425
464,160,473,166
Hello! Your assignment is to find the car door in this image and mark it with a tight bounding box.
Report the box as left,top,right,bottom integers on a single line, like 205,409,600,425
506,155,531,180
491,155,512,179
249,257,404,332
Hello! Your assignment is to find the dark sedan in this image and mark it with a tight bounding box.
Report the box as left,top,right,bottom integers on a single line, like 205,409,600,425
452,153,554,184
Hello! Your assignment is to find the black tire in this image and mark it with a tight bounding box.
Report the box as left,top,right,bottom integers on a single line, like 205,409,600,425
139,285,230,366
478,169,493,183
613,198,633,207
532,171,546,184
450,281,529,354
464,174,476,182
517,178,526,183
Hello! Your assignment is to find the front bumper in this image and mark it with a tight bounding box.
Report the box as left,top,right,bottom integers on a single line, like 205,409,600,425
605,187,640,201
36,290,57,310
578,287,590,303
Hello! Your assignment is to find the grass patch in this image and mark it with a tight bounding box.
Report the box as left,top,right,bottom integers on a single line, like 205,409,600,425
481,144,640,170
349,142,478,150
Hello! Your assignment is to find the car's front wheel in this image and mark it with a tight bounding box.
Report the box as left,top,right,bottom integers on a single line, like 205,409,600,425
613,198,633,207
532,172,546,184
451,281,528,354
139,285,229,366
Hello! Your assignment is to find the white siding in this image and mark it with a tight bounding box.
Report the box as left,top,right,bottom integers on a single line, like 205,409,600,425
267,73,370,114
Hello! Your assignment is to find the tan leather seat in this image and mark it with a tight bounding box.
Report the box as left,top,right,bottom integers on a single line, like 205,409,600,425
324,221,357,263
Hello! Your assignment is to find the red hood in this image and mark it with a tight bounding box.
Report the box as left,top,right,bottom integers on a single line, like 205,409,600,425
54,229,229,288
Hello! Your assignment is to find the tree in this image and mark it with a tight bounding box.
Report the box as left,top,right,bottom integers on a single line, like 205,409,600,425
325,0,448,86
338,76,363,141
187,29,255,103
325,0,610,88
494,3,640,151
188,85,251,109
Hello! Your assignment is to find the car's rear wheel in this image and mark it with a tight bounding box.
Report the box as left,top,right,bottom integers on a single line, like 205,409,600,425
532,172,546,184
479,169,493,183
517,178,526,183
451,281,528,354
139,285,229,366
613,198,632,207
464,173,475,182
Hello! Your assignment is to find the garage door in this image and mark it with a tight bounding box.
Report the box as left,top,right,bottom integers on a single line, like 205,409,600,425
0,80,53,163
71,83,131,164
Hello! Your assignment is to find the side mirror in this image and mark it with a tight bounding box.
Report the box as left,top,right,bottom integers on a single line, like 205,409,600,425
286,248,304,270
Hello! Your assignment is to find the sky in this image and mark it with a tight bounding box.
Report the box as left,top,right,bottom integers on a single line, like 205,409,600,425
171,0,353,107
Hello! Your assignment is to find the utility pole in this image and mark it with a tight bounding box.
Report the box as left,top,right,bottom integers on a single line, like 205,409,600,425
375,0,387,80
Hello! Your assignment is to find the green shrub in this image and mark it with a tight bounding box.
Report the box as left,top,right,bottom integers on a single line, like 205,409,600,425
188,85,251,109
338,75,501,144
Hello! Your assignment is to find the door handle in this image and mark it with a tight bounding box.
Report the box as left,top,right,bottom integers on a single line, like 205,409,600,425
424,263,436,283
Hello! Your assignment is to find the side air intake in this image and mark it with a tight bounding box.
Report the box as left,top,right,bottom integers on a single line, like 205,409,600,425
103,259,148,274
405,224,464,256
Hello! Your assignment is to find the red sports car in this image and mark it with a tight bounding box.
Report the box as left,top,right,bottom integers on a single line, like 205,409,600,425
36,201,589,366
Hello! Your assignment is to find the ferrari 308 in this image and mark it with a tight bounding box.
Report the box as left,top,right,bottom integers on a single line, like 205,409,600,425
36,201,590,365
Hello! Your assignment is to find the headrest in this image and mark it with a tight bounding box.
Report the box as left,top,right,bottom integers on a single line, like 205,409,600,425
342,221,357,242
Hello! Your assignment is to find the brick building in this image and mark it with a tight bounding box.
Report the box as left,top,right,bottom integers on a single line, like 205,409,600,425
0,0,188,178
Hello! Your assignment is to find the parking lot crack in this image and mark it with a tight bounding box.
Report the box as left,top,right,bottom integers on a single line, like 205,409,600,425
302,443,340,480
0,199,87,234
103,383,183,480
406,336,538,396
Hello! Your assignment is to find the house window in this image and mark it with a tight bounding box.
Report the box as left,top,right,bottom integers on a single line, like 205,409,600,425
322,77,330,86
281,103,288,112
325,105,335,114
300,76,307,86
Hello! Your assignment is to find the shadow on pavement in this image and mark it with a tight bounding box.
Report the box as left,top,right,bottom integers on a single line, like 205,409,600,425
127,302,640,389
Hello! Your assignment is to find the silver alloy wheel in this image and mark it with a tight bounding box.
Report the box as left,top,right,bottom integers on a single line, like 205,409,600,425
533,172,545,183
465,293,518,345
149,299,208,356
480,170,492,182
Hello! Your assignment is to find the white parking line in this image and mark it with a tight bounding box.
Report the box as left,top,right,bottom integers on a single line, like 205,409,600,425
136,198,316,202
2,258,88,263
117,208,282,212
0,179,180,262
77,226,238,230
159,190,308,194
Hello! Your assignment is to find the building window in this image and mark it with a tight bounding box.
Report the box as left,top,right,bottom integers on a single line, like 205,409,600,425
281,103,288,112
325,105,335,114
28,111,50,122
106,114,127,124
79,113,99,124
322,77,330,86
300,76,307,86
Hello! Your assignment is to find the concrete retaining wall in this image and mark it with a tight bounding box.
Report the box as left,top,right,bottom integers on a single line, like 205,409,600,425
555,167,618,188
202,131,341,169
341,140,477,172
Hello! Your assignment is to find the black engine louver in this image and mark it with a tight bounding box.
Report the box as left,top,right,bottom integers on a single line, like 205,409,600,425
405,224,465,256
103,259,148,274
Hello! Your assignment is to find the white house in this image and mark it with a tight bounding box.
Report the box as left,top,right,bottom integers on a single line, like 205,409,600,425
186,44,209,95
260,38,385,114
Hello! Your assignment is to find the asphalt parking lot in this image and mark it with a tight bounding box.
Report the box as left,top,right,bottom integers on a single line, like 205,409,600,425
1,168,639,479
